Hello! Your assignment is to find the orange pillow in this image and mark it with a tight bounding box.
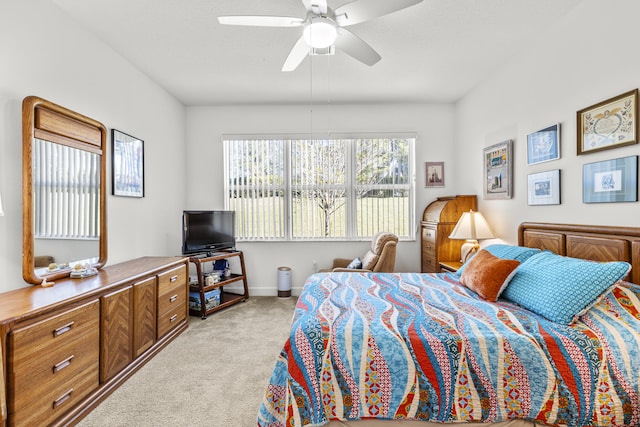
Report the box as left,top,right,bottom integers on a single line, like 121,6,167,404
459,249,520,301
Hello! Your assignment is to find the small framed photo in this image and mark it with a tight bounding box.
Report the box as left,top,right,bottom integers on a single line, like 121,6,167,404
112,129,145,198
425,162,444,187
483,140,513,199
577,89,638,155
528,169,560,205
527,123,560,165
582,155,638,203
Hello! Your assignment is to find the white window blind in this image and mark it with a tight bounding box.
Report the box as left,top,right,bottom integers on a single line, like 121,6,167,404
224,135,414,241
225,139,286,240
33,138,100,239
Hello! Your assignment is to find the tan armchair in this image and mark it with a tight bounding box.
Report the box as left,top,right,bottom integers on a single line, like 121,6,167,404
323,232,398,273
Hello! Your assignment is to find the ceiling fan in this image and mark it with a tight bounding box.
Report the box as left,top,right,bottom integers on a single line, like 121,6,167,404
218,0,423,72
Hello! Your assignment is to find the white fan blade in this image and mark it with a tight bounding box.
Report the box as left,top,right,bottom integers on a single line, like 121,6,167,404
218,16,304,27
282,36,310,72
305,0,328,15
334,0,423,26
335,28,381,66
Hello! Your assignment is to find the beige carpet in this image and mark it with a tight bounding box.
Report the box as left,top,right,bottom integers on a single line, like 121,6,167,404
78,296,297,427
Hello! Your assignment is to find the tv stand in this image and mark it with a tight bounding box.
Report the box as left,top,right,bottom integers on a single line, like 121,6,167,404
189,252,208,259
188,249,249,319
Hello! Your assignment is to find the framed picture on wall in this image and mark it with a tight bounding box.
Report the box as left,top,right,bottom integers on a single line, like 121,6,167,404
527,123,560,165
483,140,513,199
112,129,145,198
527,169,560,205
582,155,638,203
425,161,445,187
577,89,638,155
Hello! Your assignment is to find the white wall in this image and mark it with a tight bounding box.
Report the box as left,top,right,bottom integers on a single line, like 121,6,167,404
456,0,640,244
186,103,456,295
0,0,186,291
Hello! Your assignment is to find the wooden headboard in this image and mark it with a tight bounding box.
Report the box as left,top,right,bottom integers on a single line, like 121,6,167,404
518,222,640,285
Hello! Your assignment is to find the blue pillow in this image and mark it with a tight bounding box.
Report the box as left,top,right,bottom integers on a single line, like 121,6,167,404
483,244,542,262
501,251,631,325
456,244,540,276
346,257,362,269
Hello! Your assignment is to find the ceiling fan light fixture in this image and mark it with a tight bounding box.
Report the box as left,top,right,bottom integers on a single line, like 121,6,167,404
303,17,337,49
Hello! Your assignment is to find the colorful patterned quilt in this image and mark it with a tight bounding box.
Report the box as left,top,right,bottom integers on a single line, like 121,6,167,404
257,272,640,427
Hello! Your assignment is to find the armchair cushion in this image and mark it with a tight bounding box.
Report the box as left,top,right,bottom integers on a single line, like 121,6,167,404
362,251,379,270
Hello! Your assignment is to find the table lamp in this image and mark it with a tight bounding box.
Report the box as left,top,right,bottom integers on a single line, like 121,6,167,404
448,210,495,263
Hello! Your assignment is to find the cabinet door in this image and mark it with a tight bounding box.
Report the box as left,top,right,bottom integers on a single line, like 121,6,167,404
437,223,461,263
133,276,157,358
100,286,133,382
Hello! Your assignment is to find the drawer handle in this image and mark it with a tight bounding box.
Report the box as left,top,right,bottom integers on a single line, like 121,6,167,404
170,275,178,282
170,314,178,323
53,388,73,408
53,321,75,337
169,294,178,303
53,355,75,373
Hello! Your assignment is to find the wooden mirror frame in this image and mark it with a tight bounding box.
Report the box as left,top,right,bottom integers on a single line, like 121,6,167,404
22,96,108,285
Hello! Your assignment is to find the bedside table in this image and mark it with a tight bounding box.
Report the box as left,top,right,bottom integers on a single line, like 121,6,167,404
439,261,463,273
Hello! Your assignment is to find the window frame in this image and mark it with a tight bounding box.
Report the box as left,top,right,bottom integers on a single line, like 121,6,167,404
223,133,416,242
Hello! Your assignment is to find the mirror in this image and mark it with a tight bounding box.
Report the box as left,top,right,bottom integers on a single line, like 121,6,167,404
23,96,107,285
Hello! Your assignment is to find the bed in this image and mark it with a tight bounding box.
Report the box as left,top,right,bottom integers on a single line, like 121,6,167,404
258,223,640,427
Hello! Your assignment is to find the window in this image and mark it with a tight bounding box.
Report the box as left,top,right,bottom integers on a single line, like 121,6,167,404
224,134,414,241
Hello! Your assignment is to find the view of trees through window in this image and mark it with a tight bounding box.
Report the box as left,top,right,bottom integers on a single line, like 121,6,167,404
224,135,414,241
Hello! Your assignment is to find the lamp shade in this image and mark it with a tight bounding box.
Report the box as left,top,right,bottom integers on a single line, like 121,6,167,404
449,210,495,241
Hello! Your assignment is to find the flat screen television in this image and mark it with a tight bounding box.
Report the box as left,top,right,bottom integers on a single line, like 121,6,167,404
181,210,236,255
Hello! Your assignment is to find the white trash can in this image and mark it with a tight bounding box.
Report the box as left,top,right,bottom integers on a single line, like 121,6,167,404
277,266,292,298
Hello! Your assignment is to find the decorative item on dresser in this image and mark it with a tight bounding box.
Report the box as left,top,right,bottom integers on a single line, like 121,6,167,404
420,195,477,273
0,256,189,427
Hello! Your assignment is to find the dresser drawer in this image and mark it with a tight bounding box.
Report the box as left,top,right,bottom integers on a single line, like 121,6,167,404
9,363,98,427
157,264,187,298
421,225,437,243
9,300,99,369
9,328,99,410
8,300,100,426
422,254,438,273
157,305,186,339
157,278,187,317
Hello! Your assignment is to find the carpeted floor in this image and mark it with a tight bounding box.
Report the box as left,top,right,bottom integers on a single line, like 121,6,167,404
78,296,297,427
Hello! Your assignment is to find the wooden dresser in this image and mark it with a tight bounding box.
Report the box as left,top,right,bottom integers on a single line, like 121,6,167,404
421,195,477,272
0,256,188,427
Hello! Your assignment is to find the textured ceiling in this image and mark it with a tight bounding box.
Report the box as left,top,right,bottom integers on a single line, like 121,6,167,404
53,0,583,106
